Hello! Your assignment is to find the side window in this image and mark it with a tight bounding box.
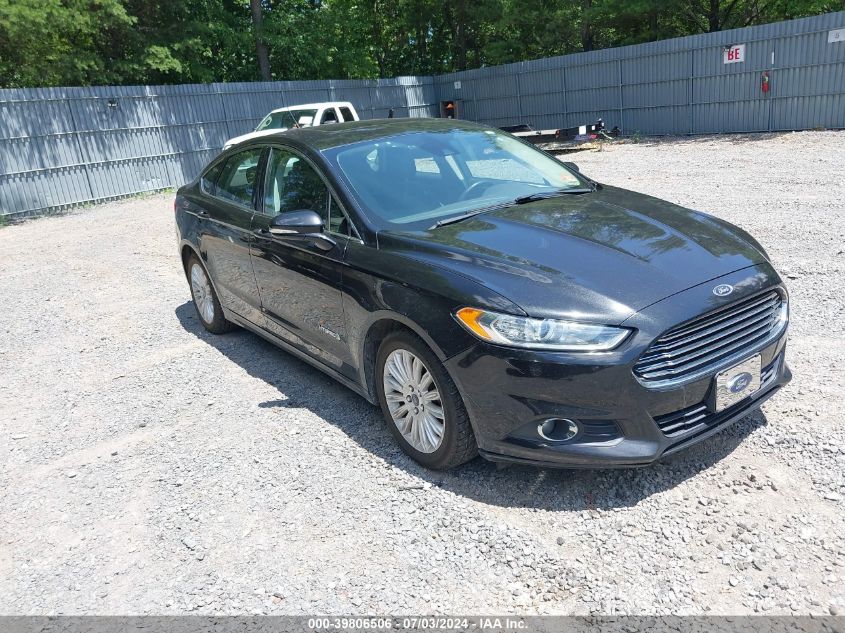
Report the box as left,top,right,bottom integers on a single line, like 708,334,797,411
320,108,339,124
327,195,353,237
263,148,329,226
213,148,263,207
338,107,355,122
200,160,225,194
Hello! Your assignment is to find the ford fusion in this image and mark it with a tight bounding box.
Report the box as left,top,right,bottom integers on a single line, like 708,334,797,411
175,119,790,470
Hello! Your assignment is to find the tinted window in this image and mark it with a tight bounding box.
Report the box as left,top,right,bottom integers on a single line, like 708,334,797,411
324,130,583,229
212,149,262,207
327,195,352,236
200,161,225,194
321,108,339,124
263,148,328,224
338,107,355,122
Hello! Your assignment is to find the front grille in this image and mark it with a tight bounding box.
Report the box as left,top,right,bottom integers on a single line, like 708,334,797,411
654,356,780,437
634,289,786,386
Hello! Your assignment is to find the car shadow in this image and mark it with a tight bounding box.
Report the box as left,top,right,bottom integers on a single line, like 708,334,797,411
175,301,767,511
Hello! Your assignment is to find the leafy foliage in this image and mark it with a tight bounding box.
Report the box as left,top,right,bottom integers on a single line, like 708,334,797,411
0,0,841,87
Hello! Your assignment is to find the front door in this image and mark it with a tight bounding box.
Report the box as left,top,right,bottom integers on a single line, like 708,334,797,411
250,146,352,374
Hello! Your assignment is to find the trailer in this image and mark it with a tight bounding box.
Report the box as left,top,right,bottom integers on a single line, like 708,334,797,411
500,119,618,146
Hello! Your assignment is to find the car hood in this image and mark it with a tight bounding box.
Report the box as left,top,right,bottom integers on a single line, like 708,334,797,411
379,185,768,324
224,128,288,148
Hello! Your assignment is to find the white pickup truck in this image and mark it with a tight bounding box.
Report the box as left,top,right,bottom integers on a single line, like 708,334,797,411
223,102,359,150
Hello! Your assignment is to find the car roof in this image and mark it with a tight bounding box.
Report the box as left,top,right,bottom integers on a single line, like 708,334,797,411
257,118,491,151
269,102,354,113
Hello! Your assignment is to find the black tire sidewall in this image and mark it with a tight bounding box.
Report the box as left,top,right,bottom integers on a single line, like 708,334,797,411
187,254,228,333
375,332,464,470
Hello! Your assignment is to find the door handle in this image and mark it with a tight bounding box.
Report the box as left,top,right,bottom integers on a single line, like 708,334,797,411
196,210,210,218
253,227,270,236
309,234,337,252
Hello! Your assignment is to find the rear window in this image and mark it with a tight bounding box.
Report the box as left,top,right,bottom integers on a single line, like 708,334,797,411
466,158,544,184
338,107,355,122
208,148,262,208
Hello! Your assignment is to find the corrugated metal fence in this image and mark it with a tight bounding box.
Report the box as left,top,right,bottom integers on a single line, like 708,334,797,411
0,78,437,218
1,11,844,219
436,11,845,132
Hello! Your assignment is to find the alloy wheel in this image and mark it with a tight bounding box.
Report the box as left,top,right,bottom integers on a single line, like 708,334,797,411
382,349,445,453
190,262,215,324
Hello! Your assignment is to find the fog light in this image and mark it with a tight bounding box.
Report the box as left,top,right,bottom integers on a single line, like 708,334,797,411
537,418,579,442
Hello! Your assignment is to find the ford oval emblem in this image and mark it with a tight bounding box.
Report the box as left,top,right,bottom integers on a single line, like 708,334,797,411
713,284,734,297
728,372,753,393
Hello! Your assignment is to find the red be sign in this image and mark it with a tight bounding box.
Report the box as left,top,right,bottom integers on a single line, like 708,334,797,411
723,44,746,64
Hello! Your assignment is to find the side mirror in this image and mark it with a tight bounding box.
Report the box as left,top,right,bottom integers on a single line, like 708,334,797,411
269,210,323,236
562,161,580,172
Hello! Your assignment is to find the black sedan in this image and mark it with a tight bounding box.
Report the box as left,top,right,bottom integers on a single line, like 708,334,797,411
175,119,790,470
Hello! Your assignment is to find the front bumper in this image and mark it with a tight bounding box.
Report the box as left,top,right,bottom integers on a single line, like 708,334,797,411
444,267,791,469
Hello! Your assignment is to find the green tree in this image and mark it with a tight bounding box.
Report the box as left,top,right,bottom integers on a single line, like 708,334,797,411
483,0,582,65
250,0,272,80
1,0,842,88
0,0,135,87
116,0,251,84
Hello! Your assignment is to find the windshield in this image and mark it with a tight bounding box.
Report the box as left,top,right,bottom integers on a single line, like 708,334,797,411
322,129,585,229
255,109,320,131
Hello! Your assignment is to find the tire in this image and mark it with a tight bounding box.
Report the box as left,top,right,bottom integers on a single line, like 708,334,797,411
375,330,478,470
186,253,236,334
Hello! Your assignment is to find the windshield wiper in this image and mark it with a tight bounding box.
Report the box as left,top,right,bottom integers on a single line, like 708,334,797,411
430,187,595,230
430,208,497,229
513,187,594,204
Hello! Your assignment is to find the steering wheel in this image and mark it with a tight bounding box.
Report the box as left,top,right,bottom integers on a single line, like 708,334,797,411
459,180,496,201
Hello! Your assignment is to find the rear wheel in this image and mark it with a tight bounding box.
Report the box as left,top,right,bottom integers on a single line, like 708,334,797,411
186,254,235,334
376,331,477,470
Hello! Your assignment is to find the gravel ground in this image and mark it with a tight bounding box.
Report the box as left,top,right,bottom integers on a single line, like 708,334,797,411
1,131,844,616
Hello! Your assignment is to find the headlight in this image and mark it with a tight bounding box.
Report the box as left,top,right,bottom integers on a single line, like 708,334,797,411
455,307,631,351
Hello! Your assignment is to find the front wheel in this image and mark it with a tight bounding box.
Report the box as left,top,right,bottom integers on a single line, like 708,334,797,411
376,331,477,470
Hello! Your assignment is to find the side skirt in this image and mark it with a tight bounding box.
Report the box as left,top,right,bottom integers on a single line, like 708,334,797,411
223,308,376,405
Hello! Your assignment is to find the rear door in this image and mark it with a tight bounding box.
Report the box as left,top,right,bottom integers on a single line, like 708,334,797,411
196,147,265,323
250,146,357,374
